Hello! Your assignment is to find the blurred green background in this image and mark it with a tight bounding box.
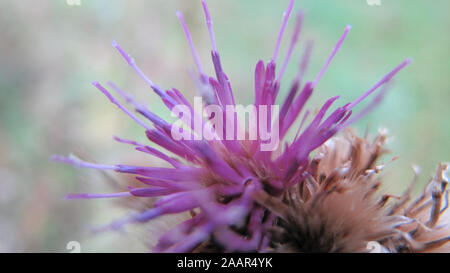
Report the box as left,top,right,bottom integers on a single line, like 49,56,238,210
0,0,448,252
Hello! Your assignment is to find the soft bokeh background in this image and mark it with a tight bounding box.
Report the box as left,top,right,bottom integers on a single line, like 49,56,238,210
0,0,448,252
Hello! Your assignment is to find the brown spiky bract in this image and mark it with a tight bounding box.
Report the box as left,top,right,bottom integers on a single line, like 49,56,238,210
253,129,449,253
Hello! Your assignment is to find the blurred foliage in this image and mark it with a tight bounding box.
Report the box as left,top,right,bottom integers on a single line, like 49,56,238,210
0,0,448,252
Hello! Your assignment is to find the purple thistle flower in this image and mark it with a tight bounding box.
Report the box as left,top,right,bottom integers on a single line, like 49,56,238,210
53,0,410,252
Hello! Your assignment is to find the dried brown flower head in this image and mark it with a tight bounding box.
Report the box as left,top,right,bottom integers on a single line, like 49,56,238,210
253,129,449,252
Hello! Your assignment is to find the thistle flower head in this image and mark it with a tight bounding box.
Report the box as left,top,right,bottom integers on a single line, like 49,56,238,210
53,0,414,252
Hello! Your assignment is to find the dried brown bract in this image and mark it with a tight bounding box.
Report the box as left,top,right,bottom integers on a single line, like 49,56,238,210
254,129,449,252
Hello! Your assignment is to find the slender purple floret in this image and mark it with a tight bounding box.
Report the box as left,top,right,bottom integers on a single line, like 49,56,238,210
65,192,131,200
112,40,177,106
272,0,295,62
346,58,411,110
91,81,154,130
312,25,351,89
54,0,411,253
176,11,206,80
52,155,117,170
279,40,312,123
201,0,217,53
277,11,304,83
342,81,392,127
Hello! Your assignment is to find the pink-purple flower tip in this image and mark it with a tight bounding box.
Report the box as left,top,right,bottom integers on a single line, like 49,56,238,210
64,192,131,200
284,0,295,15
51,154,66,163
112,40,134,65
64,193,91,200
201,0,217,52
272,0,295,62
91,81,115,103
311,24,351,88
52,154,117,170
201,0,211,22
